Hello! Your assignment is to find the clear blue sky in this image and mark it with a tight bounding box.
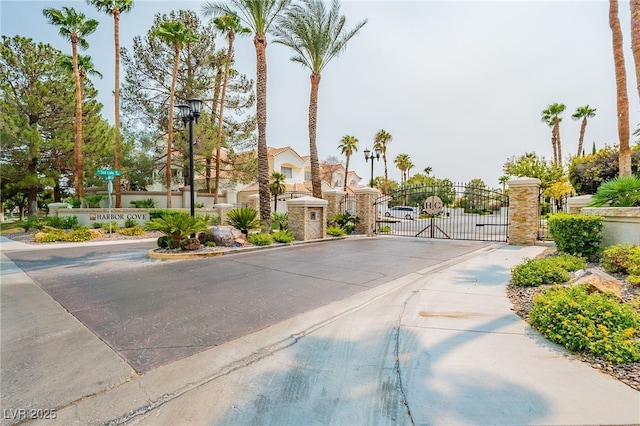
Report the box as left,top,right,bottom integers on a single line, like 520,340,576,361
2,0,638,187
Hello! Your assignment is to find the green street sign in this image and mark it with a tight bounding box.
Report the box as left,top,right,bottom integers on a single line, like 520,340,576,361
97,169,121,180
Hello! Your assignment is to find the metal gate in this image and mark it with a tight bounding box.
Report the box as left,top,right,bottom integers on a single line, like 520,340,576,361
374,183,509,242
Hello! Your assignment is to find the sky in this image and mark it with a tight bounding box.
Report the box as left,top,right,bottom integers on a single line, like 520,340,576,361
1,0,639,188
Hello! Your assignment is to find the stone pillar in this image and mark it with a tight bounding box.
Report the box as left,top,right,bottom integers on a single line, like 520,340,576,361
323,189,347,220
354,187,379,236
507,177,541,245
225,189,238,205
247,194,259,210
180,186,197,210
286,196,328,241
213,203,234,225
567,195,593,214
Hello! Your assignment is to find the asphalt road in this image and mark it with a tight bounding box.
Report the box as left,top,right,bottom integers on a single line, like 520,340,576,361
4,237,492,373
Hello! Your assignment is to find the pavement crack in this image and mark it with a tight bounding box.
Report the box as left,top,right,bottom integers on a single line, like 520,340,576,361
394,290,418,426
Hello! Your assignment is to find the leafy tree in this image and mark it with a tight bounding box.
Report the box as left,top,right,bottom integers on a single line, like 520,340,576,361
571,105,596,157
502,152,564,191
43,6,99,197
374,129,393,193
203,0,291,231
151,19,198,208
269,171,286,212
609,0,632,176
338,135,358,190
86,0,134,208
273,0,366,199
568,144,640,194
541,102,566,166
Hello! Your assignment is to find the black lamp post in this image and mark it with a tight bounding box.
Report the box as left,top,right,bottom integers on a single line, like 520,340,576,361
364,147,381,188
177,99,202,217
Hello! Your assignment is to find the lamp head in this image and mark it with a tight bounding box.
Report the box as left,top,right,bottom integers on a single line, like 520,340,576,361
374,147,382,159
363,148,371,159
177,104,191,124
188,99,202,122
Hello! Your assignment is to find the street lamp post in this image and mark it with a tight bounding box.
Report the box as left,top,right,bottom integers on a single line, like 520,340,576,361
363,147,381,188
177,99,202,217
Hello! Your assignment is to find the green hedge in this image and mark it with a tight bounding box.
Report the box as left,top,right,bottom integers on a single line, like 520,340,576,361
548,213,603,259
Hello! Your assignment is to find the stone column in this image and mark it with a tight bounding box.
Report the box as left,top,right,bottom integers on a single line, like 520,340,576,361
567,195,593,214
286,196,328,241
180,186,197,210
507,177,541,245
323,189,347,220
354,187,379,236
247,194,259,210
213,203,234,225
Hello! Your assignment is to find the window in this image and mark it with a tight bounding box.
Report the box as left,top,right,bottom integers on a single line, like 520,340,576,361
304,171,311,181
281,166,292,179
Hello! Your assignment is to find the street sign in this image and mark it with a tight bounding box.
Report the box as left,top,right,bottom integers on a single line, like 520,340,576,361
97,169,121,180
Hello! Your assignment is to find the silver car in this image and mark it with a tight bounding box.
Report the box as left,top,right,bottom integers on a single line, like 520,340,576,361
384,206,417,220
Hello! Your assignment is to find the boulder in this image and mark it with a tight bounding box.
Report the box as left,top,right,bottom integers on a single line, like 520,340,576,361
572,268,623,300
211,226,247,247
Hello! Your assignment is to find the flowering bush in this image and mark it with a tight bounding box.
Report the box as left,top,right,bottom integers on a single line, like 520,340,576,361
600,244,640,285
511,254,586,287
530,285,640,364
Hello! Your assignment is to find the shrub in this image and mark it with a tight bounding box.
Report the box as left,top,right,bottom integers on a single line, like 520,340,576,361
548,213,603,259
530,285,640,364
248,232,273,246
145,212,209,249
568,146,640,195
225,207,261,235
34,229,65,243
157,235,171,248
118,226,145,236
379,225,392,233
64,196,82,208
196,213,220,225
83,195,104,208
205,241,216,248
62,227,94,242
101,221,119,231
601,244,640,284
124,218,138,228
43,215,79,230
16,216,40,232
149,209,182,219
588,175,640,207
92,222,104,229
130,198,156,208
327,226,346,237
327,212,359,229
272,230,294,243
272,212,288,231
511,253,586,287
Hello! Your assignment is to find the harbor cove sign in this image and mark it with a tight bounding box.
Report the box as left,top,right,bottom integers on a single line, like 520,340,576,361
55,208,151,227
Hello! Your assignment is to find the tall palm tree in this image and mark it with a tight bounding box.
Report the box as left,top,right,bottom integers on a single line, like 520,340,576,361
269,171,287,212
59,54,103,100
151,20,198,207
631,0,640,100
43,7,99,197
423,166,433,176
206,12,250,204
541,103,566,167
86,0,133,208
373,129,393,193
273,0,367,199
202,0,291,231
571,105,596,157
610,0,631,176
338,135,358,191
394,153,411,184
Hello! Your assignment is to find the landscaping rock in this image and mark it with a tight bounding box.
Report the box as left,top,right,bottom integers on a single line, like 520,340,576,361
572,268,623,300
211,226,246,247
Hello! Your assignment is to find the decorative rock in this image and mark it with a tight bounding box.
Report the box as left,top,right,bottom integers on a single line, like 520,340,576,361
211,226,246,247
573,268,623,300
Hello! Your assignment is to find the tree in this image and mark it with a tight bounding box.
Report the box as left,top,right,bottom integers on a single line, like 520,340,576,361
86,0,134,208
43,6,99,197
269,171,286,212
394,153,412,184
151,19,198,207
631,0,640,100
609,0,632,176
502,152,564,191
568,145,640,194
423,166,432,176
203,0,291,231
338,135,358,190
203,13,251,204
571,105,596,157
541,103,566,167
374,129,393,193
273,0,367,199
59,54,103,101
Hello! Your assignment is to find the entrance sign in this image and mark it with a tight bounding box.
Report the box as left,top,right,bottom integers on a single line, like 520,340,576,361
423,195,444,216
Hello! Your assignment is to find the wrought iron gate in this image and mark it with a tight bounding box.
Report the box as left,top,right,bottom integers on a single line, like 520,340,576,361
374,183,509,242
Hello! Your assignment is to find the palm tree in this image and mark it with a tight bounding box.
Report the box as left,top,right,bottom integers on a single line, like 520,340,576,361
43,7,99,197
202,0,291,231
541,103,566,166
151,20,198,207
423,166,432,176
609,0,632,176
338,135,358,191
373,129,393,193
206,13,251,204
86,0,133,207
394,153,411,184
631,0,640,100
273,0,367,199
59,54,103,101
571,105,596,157
269,171,287,212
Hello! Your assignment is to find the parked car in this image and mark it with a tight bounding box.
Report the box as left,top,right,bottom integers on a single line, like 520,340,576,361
384,206,418,220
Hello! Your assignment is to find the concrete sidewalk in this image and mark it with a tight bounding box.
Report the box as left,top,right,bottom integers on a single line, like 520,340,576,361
1,241,638,425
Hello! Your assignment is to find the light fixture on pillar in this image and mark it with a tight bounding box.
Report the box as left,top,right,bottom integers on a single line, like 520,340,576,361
176,99,202,217
364,147,381,188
